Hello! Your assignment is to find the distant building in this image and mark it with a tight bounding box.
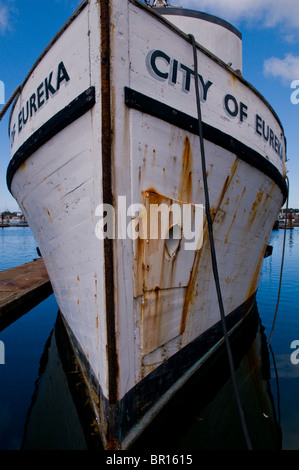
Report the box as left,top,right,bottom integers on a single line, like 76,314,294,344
0,211,27,226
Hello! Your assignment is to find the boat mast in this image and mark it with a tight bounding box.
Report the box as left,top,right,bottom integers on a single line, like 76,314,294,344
145,1,183,9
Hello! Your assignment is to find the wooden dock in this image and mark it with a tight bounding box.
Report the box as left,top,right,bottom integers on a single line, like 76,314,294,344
0,224,29,228
0,258,53,331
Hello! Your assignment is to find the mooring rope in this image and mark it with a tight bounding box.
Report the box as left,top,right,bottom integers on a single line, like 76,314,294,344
189,33,253,450
268,175,289,346
0,85,22,122
268,344,281,425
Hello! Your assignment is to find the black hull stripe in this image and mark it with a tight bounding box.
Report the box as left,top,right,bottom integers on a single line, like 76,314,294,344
118,294,256,442
57,293,257,448
124,87,288,202
6,86,96,193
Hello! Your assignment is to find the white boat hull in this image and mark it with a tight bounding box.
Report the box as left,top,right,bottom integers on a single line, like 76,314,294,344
7,0,287,448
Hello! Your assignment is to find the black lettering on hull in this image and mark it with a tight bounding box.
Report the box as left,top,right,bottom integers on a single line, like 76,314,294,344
147,49,213,100
15,61,70,137
255,114,283,160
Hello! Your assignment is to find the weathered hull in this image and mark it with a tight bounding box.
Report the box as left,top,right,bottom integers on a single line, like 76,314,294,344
7,0,287,449
21,303,281,450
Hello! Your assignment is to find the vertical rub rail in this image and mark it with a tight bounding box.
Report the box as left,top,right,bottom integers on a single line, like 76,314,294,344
100,0,118,409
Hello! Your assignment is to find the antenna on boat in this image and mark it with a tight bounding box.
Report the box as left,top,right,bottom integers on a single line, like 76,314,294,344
146,0,182,7
145,0,183,7
145,0,169,6
153,0,168,5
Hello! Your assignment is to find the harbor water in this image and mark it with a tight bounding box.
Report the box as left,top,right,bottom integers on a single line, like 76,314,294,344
0,225,298,450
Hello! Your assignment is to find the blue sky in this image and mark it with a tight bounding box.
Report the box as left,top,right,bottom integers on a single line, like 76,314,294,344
0,0,299,212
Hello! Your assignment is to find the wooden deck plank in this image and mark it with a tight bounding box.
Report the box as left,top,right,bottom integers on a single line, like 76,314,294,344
0,258,53,331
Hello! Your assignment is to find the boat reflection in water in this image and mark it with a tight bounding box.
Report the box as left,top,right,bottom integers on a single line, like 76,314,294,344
21,302,281,450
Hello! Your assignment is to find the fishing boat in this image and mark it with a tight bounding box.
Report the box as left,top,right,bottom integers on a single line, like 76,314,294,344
6,0,287,449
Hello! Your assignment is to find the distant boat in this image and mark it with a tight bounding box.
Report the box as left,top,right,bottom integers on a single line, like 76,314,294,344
273,220,279,230
279,219,294,229
278,210,295,229
6,0,287,449
8,216,28,226
0,215,28,227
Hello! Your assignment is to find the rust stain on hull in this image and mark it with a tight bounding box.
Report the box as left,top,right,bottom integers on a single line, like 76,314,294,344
179,230,206,334
248,190,264,226
136,139,264,355
246,239,269,300
137,182,188,352
178,136,193,203
224,185,246,244
46,209,52,223
216,158,238,214
180,158,239,334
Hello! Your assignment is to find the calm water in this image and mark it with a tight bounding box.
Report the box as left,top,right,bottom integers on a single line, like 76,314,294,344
0,227,40,271
0,227,58,450
256,227,299,450
0,226,298,450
